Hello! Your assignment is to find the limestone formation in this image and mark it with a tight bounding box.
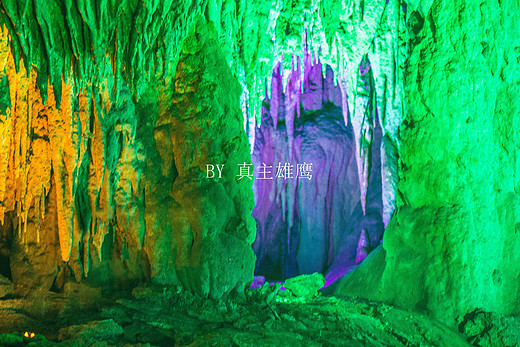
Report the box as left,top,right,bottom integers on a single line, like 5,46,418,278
0,17,255,299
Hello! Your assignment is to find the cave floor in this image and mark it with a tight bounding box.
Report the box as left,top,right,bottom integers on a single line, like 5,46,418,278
0,283,472,346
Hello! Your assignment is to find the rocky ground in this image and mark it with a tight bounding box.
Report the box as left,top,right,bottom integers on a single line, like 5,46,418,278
0,274,519,346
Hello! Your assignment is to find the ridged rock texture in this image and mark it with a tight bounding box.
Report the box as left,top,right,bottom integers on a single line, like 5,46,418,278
0,14,256,298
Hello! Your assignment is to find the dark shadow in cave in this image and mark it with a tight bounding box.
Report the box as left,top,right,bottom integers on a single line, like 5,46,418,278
0,214,13,280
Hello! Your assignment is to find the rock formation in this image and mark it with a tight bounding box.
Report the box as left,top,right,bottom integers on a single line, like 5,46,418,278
0,16,255,299
332,0,520,324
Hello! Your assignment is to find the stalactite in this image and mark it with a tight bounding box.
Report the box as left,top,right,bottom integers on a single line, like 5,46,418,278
49,79,76,262
0,26,121,268
285,55,297,153
270,61,282,129
0,0,406,299
338,70,350,127
0,27,13,226
352,54,375,215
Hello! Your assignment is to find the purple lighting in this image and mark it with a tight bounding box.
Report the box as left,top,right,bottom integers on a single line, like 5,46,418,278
251,46,385,286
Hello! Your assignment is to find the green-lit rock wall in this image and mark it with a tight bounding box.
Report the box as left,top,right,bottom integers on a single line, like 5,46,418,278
334,0,520,323
383,0,520,320
0,0,405,299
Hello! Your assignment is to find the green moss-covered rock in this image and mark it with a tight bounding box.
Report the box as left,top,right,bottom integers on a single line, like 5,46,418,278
58,319,123,344
0,333,23,346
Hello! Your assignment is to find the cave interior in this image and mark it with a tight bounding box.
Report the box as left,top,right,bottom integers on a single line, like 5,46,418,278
0,0,519,346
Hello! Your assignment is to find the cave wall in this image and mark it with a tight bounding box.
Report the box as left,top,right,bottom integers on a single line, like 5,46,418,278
0,0,410,300
382,0,520,320
0,17,255,298
334,0,520,323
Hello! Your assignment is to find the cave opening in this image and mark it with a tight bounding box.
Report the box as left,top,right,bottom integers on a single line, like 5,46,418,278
249,52,388,287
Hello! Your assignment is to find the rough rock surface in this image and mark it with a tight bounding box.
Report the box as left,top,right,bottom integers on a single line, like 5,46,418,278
0,0,406,250
0,273,13,298
58,319,123,344
283,273,325,298
240,0,406,227
0,0,518,340
457,309,520,347
0,17,255,299
0,0,404,300
0,284,480,346
333,0,520,324
379,0,520,322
